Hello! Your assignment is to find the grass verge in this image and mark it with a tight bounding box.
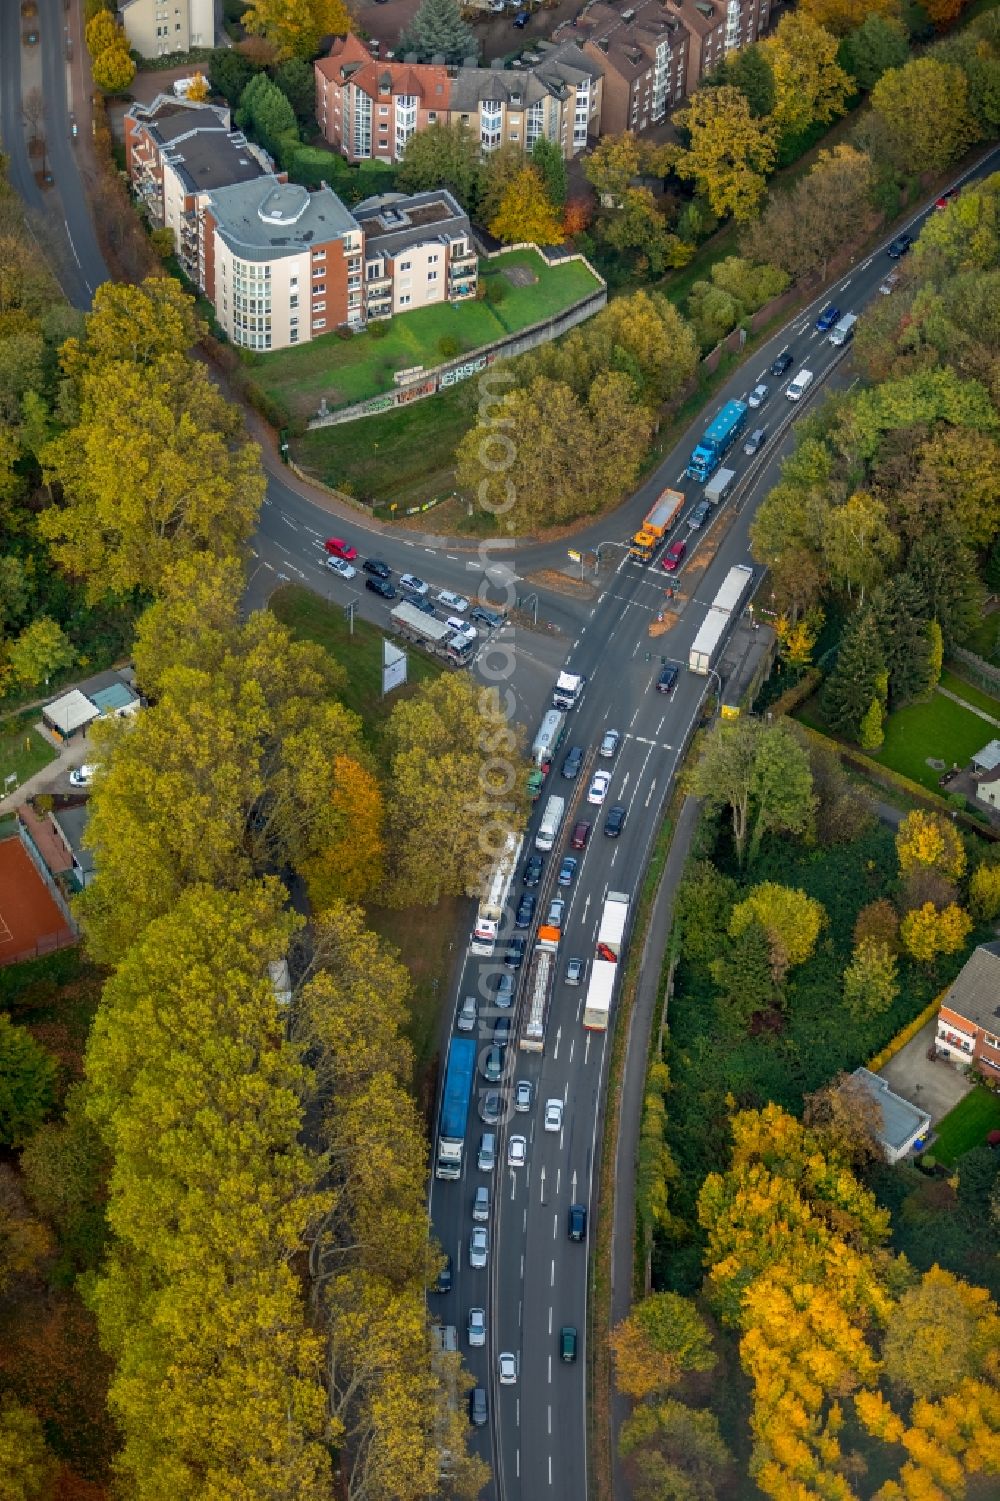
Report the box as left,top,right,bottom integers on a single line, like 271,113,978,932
590,798,679,1501
0,713,57,791
798,690,994,794
939,667,1000,720
932,1086,1000,1166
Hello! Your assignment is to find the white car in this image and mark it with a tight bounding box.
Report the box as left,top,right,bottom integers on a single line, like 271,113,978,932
544,1099,563,1132
498,1352,518,1385
747,382,769,408
399,573,428,595
469,1227,488,1269
325,556,357,580
446,616,476,638
69,764,97,787
507,1134,526,1168
468,1307,486,1347
587,770,611,805
600,729,620,758
436,590,469,613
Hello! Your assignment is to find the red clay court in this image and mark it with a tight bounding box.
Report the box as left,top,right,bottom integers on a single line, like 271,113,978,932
0,836,75,967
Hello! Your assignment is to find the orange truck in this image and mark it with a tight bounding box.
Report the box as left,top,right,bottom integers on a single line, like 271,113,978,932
629,488,685,562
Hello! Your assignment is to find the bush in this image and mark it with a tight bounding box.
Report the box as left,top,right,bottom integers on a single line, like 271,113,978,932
368,319,390,341
438,334,460,359
866,992,946,1073
484,276,507,305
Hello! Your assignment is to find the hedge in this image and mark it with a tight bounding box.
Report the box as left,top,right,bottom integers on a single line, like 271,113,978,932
769,668,822,720
866,990,948,1073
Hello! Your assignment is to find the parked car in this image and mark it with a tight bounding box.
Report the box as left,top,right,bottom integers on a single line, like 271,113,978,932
470,605,504,629
769,349,793,376
469,1227,489,1268
599,728,620,758
435,590,469,612
69,764,97,787
513,8,530,25
545,1098,564,1131
457,995,477,1032
561,745,584,779
362,557,391,578
324,537,358,561
515,893,536,929
507,1135,527,1167
446,615,476,638
661,540,686,573
366,577,396,600
404,593,436,613
567,1203,587,1242
522,853,543,888
514,1079,532,1113
468,1307,486,1347
656,664,679,695
887,231,913,258
326,555,357,580
747,382,769,408
816,303,840,332
688,499,712,529
604,805,627,838
558,855,578,887
587,770,611,805
399,573,428,595
935,189,958,211
743,426,767,456
564,956,584,986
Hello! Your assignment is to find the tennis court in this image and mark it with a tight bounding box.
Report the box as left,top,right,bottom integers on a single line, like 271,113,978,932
0,836,75,967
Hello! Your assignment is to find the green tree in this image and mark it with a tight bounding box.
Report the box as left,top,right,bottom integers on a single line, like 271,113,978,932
237,70,299,157
688,718,814,867
742,143,875,282
398,0,478,62
800,0,902,38
674,86,777,221
822,491,900,604
273,57,316,124
710,917,777,1026
0,1017,56,1149
611,1293,716,1400
240,0,354,60
871,57,980,173
821,608,887,740
531,135,567,210
838,13,910,91
20,1083,107,1258
858,696,885,751
397,121,482,208
872,573,933,708
843,937,898,1018
490,166,565,245
0,1397,57,1501
208,46,255,106
619,1400,731,1501
598,188,692,275
674,860,738,963
582,131,643,201
584,291,699,404
6,616,75,688
882,1267,1000,1400
726,44,776,116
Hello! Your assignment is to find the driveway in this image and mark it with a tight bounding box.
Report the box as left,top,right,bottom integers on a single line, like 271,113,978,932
879,1017,974,1127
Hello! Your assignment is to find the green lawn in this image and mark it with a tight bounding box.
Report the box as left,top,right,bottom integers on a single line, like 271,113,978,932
939,667,1000,720
932,1087,1000,1166
0,714,57,792
249,249,601,424
268,584,442,744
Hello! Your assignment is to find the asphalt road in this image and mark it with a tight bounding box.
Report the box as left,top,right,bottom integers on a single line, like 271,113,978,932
2,33,997,1495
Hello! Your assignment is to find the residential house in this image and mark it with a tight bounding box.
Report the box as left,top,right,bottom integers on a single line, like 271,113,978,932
564,1,689,135
850,1068,931,1165
355,190,477,319
124,94,275,284
119,0,217,58
971,739,1000,813
315,35,603,161
665,0,771,96
42,670,141,744
936,941,1000,1081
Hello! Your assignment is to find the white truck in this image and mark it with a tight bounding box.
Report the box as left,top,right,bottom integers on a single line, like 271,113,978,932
828,313,858,346
552,671,585,710
703,467,736,506
531,709,566,769
688,564,755,675
582,891,629,1031
786,368,814,402
390,601,453,650
535,793,565,852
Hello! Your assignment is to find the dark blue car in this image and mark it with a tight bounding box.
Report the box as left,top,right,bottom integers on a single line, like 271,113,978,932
815,304,840,332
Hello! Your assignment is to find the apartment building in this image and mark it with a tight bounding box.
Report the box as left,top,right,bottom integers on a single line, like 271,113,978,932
936,941,1000,1082
565,1,689,135
665,0,771,95
119,0,216,57
201,179,365,349
355,191,478,319
315,35,602,162
124,95,275,283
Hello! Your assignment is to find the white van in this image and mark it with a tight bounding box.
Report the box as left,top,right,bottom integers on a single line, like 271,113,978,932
786,368,814,402
828,313,858,346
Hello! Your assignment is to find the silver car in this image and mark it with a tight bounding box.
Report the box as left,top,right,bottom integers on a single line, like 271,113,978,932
468,1307,486,1347
600,729,620,758
565,956,584,986
747,382,769,408
457,995,476,1032
514,1079,532,1113
469,1227,488,1269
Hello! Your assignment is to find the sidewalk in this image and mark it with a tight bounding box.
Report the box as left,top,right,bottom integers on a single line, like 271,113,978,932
609,793,701,1498
0,733,91,818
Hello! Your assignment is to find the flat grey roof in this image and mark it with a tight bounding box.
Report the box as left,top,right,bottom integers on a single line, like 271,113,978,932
852,1068,931,1154
972,738,1000,772
43,689,98,736
356,189,470,259
53,805,95,874
163,128,271,195
207,178,359,259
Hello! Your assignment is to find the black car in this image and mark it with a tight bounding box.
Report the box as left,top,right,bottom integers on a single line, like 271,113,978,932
481,1043,506,1082
561,746,584,779
568,1204,587,1242
743,425,767,456
522,854,543,888
469,1387,488,1427
404,593,436,614
494,1016,511,1045
506,937,526,969
688,500,712,530
515,893,536,929
656,664,679,695
366,577,396,600
604,805,627,838
887,232,913,259
470,605,503,629
434,1254,453,1293
479,1089,502,1124
769,348,793,376
363,557,392,579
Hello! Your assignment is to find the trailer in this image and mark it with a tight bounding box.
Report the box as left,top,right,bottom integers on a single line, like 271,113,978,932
629,488,685,562
435,1037,477,1179
704,467,736,507
582,891,629,1031
686,400,747,483
531,708,566,769
390,600,452,649
688,564,755,675
519,935,558,1053
536,793,565,852
470,832,523,956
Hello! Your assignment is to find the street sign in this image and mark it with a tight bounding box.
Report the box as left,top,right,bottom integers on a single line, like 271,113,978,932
567,550,582,563
382,639,407,696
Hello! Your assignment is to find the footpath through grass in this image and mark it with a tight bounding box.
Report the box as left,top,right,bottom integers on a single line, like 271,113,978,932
250,249,600,425
932,1087,1000,1166
0,713,57,792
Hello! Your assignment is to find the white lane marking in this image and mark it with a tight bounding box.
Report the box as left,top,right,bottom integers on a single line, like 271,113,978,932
447,554,459,561
550,1259,556,1286
568,1036,575,1062
553,1214,557,1240
280,514,299,529
862,255,873,269
548,1307,552,1335
302,525,322,538
549,1455,553,1485
619,771,631,797
644,778,657,809
548,1406,552,1432
516,1399,520,1427
556,1166,561,1194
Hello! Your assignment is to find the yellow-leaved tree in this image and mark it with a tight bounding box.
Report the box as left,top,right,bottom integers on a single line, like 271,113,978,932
729,882,825,980
610,1292,716,1400
674,86,776,222
240,0,354,59
899,901,973,963
761,10,853,139
489,166,565,246
895,809,967,882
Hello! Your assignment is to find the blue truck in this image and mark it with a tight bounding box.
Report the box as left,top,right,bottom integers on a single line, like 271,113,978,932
686,399,748,483
436,1037,477,1180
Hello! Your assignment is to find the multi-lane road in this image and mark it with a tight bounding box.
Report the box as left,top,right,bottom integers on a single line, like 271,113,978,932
2,25,996,1498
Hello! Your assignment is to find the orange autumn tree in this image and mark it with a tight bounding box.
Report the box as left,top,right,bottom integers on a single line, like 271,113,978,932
300,754,385,909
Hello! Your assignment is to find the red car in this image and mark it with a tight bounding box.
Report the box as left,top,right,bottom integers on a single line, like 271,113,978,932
324,537,358,561
935,189,958,211
661,540,686,573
